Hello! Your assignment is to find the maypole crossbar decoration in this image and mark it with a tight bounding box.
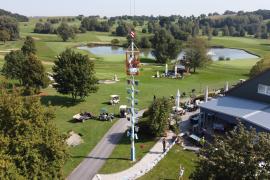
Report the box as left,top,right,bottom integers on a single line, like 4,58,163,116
126,30,140,161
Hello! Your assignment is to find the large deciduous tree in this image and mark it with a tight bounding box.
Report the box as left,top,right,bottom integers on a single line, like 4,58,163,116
185,37,210,73
52,49,98,100
57,23,75,42
0,29,10,43
2,50,26,83
139,36,151,48
0,89,68,179
2,36,48,92
190,123,270,180
148,97,172,137
0,16,19,40
21,54,49,91
152,28,181,64
21,36,37,55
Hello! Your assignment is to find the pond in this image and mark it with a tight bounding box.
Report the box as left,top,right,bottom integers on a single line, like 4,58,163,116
78,46,259,61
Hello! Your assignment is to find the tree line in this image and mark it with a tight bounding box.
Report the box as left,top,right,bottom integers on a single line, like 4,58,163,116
0,16,20,42
0,8,28,22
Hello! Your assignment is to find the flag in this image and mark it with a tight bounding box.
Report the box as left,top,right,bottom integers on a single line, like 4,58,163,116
130,31,135,38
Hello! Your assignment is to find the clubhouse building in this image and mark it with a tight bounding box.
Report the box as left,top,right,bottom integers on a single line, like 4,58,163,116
199,69,270,132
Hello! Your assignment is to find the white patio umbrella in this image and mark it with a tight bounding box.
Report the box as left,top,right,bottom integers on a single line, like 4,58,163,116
204,86,209,102
176,89,181,109
225,81,229,92
174,65,177,76
165,64,168,75
114,74,119,81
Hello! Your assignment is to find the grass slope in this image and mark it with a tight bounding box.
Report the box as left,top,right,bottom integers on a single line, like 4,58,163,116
139,146,197,180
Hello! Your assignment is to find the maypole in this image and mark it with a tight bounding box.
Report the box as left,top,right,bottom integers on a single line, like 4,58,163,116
126,30,140,162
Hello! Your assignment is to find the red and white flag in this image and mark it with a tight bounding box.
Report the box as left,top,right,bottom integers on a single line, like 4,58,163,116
130,31,135,38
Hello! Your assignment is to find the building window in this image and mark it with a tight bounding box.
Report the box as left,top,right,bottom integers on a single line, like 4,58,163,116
258,84,270,96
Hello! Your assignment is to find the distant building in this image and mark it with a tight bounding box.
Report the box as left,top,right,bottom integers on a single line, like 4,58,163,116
199,69,270,132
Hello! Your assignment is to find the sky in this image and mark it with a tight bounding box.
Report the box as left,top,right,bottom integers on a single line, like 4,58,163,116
1,0,270,17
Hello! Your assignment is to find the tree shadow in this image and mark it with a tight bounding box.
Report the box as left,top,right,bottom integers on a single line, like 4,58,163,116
71,155,129,161
113,132,156,145
107,132,125,145
190,71,199,75
242,73,250,77
102,102,110,105
260,43,270,47
67,118,100,124
40,95,82,107
141,57,156,63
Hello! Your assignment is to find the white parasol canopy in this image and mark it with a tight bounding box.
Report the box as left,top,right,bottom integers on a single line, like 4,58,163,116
204,86,209,102
176,89,181,109
225,81,229,92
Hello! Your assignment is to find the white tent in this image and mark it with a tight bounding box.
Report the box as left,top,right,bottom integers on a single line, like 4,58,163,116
204,86,209,102
225,81,229,92
114,74,119,81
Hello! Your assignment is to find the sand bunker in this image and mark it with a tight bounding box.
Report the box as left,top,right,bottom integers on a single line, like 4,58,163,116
98,80,118,84
66,131,83,147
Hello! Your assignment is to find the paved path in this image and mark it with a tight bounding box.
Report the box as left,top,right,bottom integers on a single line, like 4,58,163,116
179,110,200,133
93,132,176,180
92,110,200,180
67,110,145,180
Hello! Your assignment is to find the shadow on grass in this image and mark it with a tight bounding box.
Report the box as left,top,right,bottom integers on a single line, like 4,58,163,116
242,73,250,77
67,118,101,124
260,43,270,47
111,132,156,145
71,156,129,161
102,102,110,105
141,57,156,63
40,95,82,107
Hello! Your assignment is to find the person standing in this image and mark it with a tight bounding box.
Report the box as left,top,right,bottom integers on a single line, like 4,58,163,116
179,165,184,180
162,138,166,153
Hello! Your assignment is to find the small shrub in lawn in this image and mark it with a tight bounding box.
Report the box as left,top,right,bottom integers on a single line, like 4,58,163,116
142,28,147,33
218,56,225,61
111,38,120,45
226,57,231,61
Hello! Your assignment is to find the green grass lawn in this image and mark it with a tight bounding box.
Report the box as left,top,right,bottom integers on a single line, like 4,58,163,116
139,146,197,180
0,20,264,177
99,132,157,174
210,36,270,58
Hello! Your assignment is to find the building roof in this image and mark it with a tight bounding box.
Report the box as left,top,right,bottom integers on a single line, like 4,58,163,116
226,68,270,104
199,96,270,131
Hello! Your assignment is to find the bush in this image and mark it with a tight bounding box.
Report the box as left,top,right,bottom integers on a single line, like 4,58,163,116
142,28,147,33
218,56,225,61
169,123,180,134
79,27,87,33
137,119,153,136
111,38,120,45
226,57,231,61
